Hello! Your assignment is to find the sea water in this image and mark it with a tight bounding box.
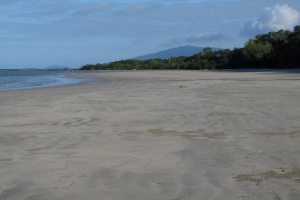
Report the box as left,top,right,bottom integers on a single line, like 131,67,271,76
0,69,88,90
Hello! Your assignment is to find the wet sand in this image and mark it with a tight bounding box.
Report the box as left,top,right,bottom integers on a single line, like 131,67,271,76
0,70,300,200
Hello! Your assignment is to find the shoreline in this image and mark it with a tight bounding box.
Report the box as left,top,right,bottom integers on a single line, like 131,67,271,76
2,68,300,91
0,70,299,200
0,70,86,91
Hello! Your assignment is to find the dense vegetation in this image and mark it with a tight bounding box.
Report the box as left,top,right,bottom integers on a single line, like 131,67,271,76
80,26,300,70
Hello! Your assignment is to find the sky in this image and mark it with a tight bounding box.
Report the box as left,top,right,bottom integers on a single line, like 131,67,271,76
1,0,300,69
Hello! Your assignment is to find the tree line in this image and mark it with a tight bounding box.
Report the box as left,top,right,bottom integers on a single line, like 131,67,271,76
80,26,300,70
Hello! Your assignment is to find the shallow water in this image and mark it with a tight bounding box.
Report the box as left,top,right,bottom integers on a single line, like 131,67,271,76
0,70,91,90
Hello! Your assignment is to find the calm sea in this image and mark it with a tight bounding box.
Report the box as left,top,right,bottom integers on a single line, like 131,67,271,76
0,69,92,90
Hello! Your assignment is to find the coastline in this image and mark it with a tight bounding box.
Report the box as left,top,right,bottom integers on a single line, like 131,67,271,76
0,70,299,200
0,69,113,90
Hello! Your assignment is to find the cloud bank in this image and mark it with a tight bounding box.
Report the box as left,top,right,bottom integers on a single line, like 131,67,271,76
162,33,230,47
76,3,112,15
241,4,300,37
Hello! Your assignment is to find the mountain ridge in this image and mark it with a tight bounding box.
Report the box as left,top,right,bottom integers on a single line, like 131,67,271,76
133,45,222,60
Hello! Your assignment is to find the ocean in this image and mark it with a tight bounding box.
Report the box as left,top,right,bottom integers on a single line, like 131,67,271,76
0,69,91,90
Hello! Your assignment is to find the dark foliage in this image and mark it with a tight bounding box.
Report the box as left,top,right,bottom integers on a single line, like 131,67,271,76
80,26,300,70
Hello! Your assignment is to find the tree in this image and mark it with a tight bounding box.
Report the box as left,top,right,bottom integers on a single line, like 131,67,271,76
202,47,213,57
243,40,272,67
80,26,300,70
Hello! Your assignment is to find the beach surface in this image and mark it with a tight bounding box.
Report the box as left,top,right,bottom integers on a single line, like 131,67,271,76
0,70,300,200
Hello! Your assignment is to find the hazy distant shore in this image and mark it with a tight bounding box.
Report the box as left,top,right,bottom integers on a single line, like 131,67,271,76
0,70,299,200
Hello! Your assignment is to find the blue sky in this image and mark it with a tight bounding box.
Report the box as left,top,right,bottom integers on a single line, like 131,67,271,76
1,0,300,69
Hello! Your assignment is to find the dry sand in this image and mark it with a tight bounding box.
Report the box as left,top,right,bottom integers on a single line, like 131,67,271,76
0,70,300,200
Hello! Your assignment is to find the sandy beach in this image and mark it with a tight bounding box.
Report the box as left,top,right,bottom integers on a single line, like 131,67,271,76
0,70,299,200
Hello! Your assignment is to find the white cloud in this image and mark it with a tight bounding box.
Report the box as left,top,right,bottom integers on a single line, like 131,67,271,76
161,33,231,47
118,3,161,15
76,3,112,15
185,33,230,42
241,4,300,37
